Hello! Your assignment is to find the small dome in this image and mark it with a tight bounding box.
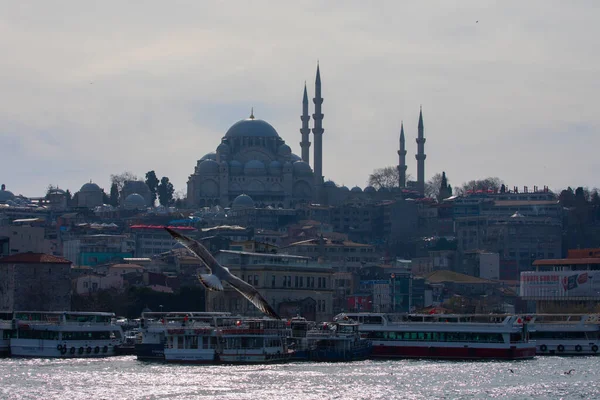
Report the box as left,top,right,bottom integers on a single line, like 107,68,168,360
80,182,101,192
244,160,266,176
225,118,280,138
217,142,230,154
48,188,66,195
0,187,15,202
351,186,363,193
269,160,282,175
340,186,350,192
198,159,220,175
290,153,302,162
378,187,390,193
324,180,337,188
277,144,292,157
293,161,313,176
200,152,217,161
511,211,525,218
364,186,376,193
232,193,255,209
124,193,146,209
229,160,243,175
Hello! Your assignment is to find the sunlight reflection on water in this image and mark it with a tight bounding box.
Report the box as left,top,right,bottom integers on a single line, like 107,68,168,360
0,356,599,400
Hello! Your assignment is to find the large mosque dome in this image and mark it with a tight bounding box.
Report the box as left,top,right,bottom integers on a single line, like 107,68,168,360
225,118,280,139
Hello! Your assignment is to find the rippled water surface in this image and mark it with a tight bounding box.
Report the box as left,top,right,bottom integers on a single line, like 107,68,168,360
1,356,599,399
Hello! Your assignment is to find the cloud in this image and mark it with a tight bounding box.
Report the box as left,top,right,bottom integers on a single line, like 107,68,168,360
0,1,599,196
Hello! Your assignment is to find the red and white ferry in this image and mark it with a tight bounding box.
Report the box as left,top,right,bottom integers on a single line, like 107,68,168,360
335,313,536,360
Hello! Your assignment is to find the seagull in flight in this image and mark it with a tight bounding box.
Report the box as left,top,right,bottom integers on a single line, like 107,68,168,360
165,227,280,319
564,369,575,375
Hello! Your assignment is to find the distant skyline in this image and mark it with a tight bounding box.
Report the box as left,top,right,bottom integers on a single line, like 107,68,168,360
1,1,599,197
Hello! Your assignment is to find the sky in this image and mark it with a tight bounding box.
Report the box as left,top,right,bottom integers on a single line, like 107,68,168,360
1,1,599,198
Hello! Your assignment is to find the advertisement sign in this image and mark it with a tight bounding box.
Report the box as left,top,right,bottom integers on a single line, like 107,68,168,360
520,271,600,298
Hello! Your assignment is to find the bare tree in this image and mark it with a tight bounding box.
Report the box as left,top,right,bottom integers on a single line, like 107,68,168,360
456,177,504,195
110,171,138,192
425,173,443,198
368,166,412,190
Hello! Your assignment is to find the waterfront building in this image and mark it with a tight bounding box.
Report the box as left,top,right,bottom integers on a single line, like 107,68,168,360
62,234,135,266
129,225,197,258
520,248,600,313
205,250,334,321
283,237,379,272
0,253,72,311
451,187,562,280
0,224,58,256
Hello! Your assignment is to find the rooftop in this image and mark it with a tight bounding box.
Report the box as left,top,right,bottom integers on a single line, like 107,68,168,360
130,225,197,231
533,258,600,266
0,253,72,264
425,270,495,284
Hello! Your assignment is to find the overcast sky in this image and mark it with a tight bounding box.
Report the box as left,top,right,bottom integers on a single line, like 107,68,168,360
1,1,598,197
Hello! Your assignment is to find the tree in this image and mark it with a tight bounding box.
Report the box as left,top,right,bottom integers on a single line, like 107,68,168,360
65,190,72,207
157,177,175,206
102,191,110,205
145,170,159,206
368,166,412,190
110,171,138,192
457,177,504,195
173,190,187,209
425,173,444,199
109,183,119,207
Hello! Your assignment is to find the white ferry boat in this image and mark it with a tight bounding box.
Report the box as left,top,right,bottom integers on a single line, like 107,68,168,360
0,313,13,357
217,318,290,364
10,311,123,358
336,313,536,360
528,314,600,355
136,312,231,361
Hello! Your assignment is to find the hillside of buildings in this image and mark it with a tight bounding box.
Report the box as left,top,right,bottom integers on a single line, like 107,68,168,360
2,180,600,319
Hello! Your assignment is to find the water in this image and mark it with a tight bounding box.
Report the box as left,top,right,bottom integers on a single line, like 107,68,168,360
0,356,598,400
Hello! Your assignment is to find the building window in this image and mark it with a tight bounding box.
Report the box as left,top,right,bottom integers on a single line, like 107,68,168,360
271,275,276,288
253,275,259,286
294,276,299,288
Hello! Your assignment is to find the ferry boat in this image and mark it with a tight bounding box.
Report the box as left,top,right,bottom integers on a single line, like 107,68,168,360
0,313,13,357
528,314,600,355
136,312,231,361
10,311,124,358
288,317,372,362
335,313,536,360
217,318,290,364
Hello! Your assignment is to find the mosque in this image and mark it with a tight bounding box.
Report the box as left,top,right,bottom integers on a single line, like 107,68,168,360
186,64,427,209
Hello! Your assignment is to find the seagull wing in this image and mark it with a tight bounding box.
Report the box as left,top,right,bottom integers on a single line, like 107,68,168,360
198,274,224,291
224,274,281,320
165,227,214,273
165,227,279,319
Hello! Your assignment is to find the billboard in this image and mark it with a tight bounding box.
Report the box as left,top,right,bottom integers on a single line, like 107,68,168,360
520,271,600,298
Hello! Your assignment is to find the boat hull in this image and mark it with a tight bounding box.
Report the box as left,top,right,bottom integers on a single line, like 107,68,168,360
218,351,290,364
135,343,165,361
10,340,119,358
536,341,600,356
371,343,536,360
164,349,217,364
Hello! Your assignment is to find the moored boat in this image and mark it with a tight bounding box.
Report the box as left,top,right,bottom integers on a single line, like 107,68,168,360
336,313,536,360
288,317,372,362
136,312,231,361
0,313,13,357
217,318,290,364
528,314,600,355
10,311,123,358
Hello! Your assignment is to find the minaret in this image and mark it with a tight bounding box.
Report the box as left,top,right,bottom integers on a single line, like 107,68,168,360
415,106,426,196
312,63,324,187
300,82,311,164
397,121,407,188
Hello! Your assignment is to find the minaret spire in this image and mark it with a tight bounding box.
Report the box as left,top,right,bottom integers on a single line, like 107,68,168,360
312,63,324,194
398,121,407,188
416,106,426,196
300,82,311,163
